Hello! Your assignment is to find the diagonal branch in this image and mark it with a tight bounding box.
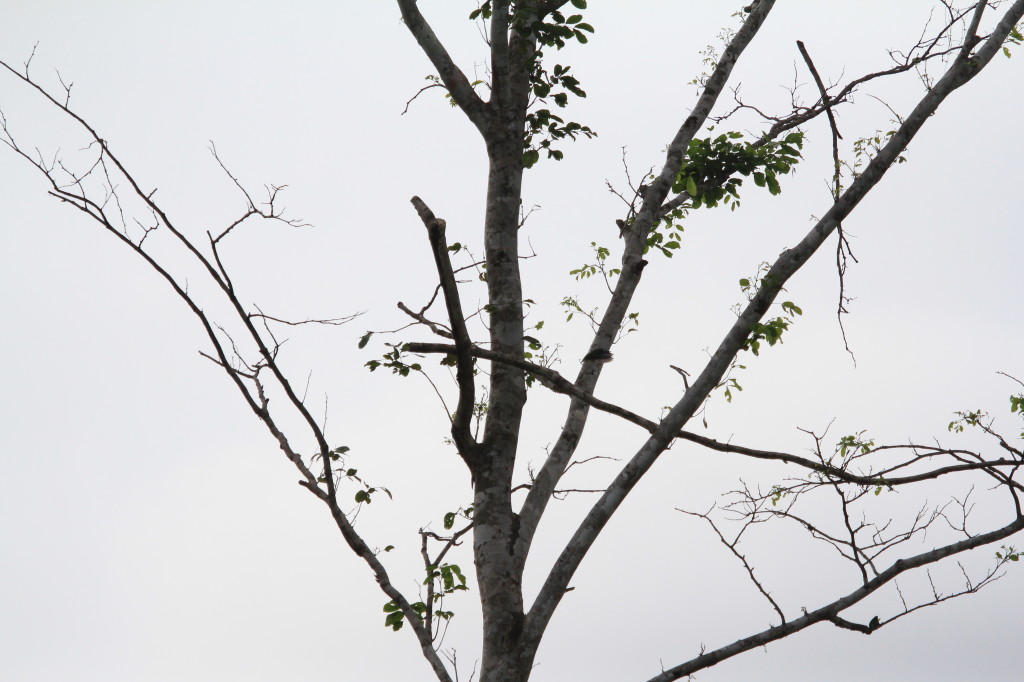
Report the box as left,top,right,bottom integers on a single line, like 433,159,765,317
397,0,491,134
644,512,1024,682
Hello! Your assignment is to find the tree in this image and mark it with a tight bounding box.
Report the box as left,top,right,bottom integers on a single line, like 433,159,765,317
2,1,1024,680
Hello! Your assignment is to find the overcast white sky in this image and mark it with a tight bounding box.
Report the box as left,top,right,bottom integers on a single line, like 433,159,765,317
2,2,1023,681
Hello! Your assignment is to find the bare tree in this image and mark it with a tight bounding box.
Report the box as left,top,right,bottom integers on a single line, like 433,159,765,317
3,2,1024,681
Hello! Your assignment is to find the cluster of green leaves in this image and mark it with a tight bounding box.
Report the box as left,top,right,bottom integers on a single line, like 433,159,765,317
949,391,1024,439
645,130,804,258
522,319,545,354
470,0,592,47
643,215,685,258
948,408,986,434
674,130,804,207
560,295,591,324
1003,24,1024,58
469,1,596,168
1011,393,1024,420
314,445,393,504
721,373,745,403
383,563,468,631
836,431,875,458
522,59,595,167
744,300,802,356
569,242,620,280
737,269,803,356
365,343,422,377
383,507,474,632
841,128,907,187
996,545,1022,562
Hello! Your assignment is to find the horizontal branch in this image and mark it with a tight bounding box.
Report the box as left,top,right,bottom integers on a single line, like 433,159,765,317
405,342,1022,488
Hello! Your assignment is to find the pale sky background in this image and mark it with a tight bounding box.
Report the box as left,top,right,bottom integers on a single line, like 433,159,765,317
2,2,1023,681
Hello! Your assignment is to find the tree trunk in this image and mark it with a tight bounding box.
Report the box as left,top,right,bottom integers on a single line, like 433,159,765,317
473,132,533,681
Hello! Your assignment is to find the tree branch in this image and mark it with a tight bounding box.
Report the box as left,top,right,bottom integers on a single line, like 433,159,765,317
397,0,491,134
645,513,1024,681
409,196,479,459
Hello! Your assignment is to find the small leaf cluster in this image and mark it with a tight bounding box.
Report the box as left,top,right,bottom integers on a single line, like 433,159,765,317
948,409,986,433
365,343,421,377
560,295,590,324
471,1,593,48
315,446,392,504
843,128,906,185
836,431,875,458
996,545,1022,562
522,62,595,168
522,320,544,354
1013,393,1024,440
1004,24,1023,58
644,214,685,258
570,242,620,279
722,375,744,403
743,297,803,356
383,563,469,631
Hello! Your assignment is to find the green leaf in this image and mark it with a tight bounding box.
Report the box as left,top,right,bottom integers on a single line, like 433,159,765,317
571,0,587,7
384,611,405,631
358,331,373,349
685,175,698,197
